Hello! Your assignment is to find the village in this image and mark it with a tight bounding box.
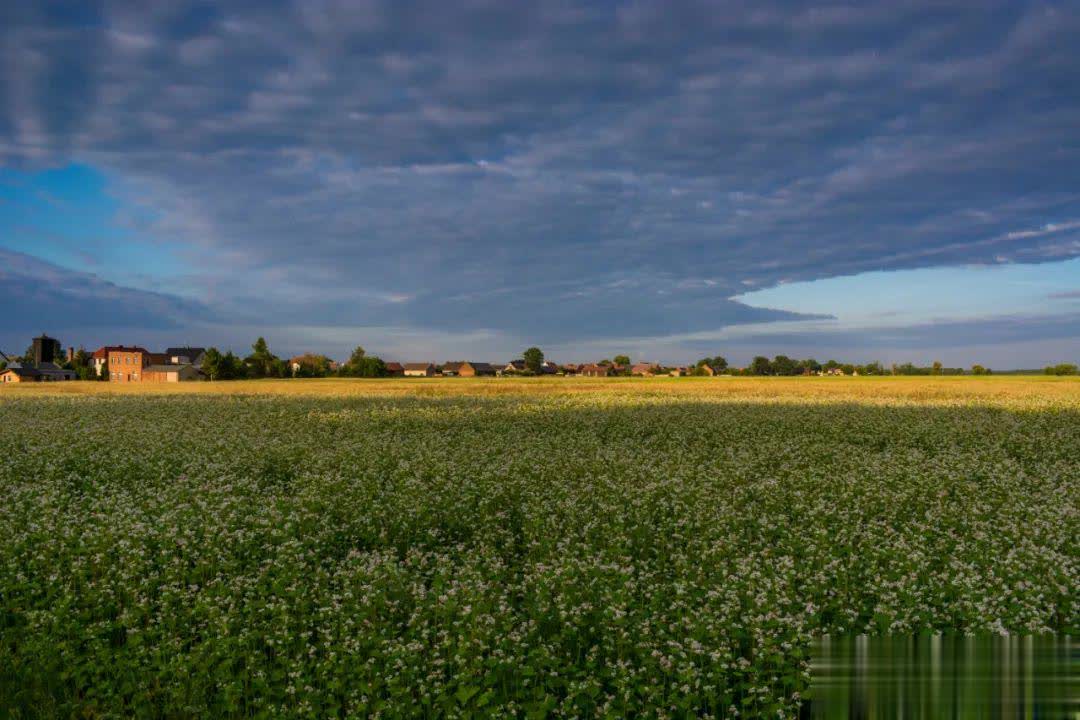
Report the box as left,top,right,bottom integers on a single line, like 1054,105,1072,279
0,334,692,383
2,333,996,385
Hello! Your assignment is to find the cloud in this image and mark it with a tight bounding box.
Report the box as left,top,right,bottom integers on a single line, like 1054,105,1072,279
1,1,1079,354
0,249,209,336
1049,290,1080,300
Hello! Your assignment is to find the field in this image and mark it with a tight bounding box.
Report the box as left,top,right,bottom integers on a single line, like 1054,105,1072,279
1,377,1077,718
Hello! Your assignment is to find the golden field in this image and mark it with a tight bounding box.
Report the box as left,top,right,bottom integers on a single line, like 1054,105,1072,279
3,374,1078,407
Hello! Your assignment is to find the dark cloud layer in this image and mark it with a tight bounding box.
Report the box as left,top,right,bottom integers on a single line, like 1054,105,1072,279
2,1,1079,353
1,249,208,333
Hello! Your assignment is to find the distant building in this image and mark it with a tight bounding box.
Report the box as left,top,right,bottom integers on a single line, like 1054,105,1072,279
502,360,527,374
1,335,76,383
143,364,202,383
631,363,660,376
0,361,76,383
384,362,405,376
580,364,610,377
91,346,124,376
165,347,206,366
404,363,436,377
32,334,61,365
443,361,495,377
107,347,152,382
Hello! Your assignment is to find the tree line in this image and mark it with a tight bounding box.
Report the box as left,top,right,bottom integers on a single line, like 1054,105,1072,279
200,339,391,380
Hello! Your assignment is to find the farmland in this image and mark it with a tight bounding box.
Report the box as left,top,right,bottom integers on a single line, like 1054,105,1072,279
1,377,1077,718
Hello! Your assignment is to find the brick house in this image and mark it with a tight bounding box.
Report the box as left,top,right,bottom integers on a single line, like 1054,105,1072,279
107,347,151,382
460,362,496,377
580,364,610,377
384,362,405,376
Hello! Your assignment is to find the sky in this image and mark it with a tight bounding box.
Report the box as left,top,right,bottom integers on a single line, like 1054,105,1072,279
2,1,1078,368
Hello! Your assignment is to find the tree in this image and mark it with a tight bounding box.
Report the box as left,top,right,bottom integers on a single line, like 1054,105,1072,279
613,354,631,367
931,360,943,376
971,364,991,375
749,356,772,376
522,347,544,374
1044,363,1078,376
70,347,95,380
202,348,223,380
292,353,334,377
202,348,245,380
772,355,797,376
698,356,728,373
861,361,885,376
341,347,388,378
245,337,282,378
346,356,387,378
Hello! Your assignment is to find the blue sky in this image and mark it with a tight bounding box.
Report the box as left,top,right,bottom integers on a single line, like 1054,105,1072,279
2,1,1078,367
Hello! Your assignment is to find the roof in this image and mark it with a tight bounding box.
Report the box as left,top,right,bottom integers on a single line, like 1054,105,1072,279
384,362,404,371
1,366,39,377
404,362,434,370
145,364,197,373
92,346,125,360
441,362,466,372
104,346,150,356
631,363,659,372
505,360,526,369
165,347,205,358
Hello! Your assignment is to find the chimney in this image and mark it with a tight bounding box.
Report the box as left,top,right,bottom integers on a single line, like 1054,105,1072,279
67,347,75,363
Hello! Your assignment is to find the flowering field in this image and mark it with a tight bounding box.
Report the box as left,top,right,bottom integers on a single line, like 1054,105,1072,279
1,378,1077,718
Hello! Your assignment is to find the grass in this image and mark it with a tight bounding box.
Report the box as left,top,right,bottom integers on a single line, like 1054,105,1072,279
0,376,1076,718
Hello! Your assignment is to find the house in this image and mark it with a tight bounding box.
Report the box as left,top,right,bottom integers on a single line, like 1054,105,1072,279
1,365,37,383
107,347,151,382
580,364,610,377
540,361,559,375
143,364,201,382
696,364,717,376
670,367,689,377
165,347,206,366
404,363,436,377
462,362,496,377
384,362,405,376
502,360,527,374
561,363,581,375
631,363,660,377
0,361,76,383
0,335,77,383
91,346,126,376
